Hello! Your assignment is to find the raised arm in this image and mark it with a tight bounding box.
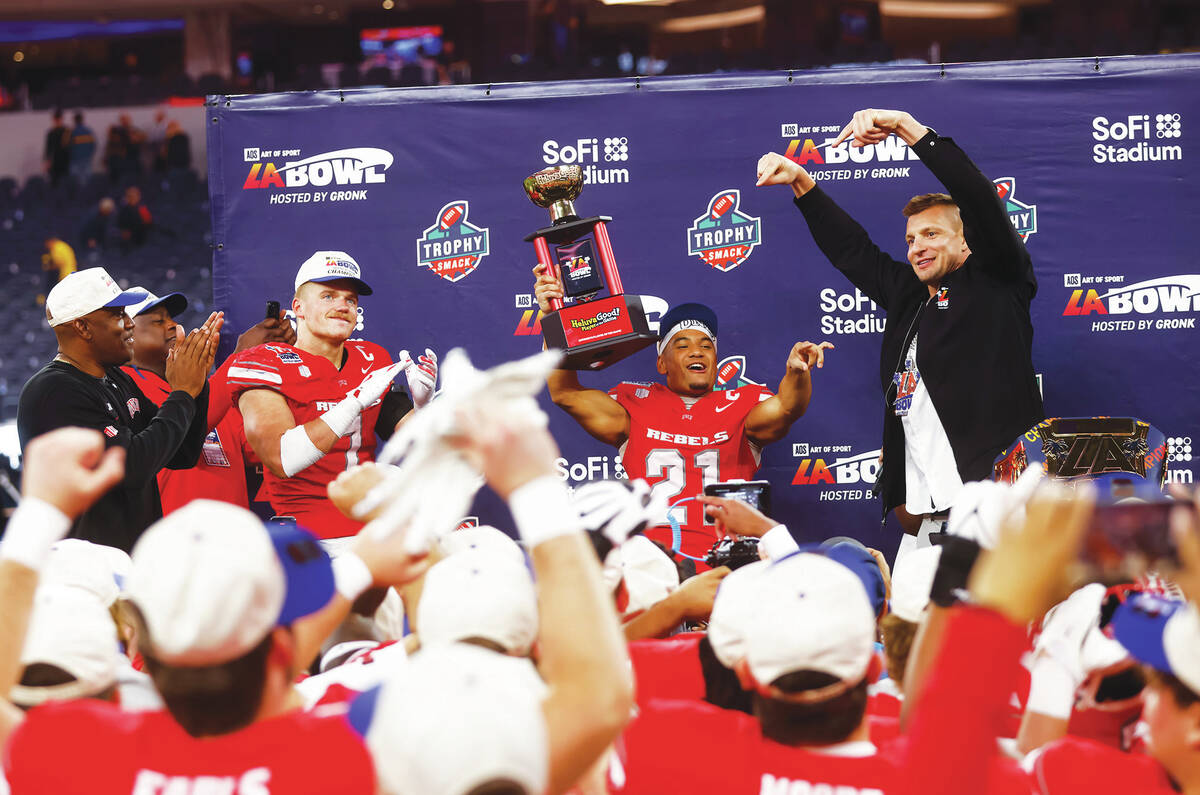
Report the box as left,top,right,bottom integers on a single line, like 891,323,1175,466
533,263,630,447
745,340,833,445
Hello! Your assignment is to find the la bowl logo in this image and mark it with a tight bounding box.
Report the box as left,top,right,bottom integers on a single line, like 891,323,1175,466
416,200,490,283
242,147,392,189
993,178,1037,242
686,190,761,272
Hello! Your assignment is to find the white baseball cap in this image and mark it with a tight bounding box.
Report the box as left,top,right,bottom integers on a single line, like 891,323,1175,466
417,549,539,655
10,586,120,707
437,524,527,567
743,553,876,690
349,643,548,795
46,267,147,327
1112,594,1200,696
707,560,770,669
607,535,680,619
124,287,188,319
889,545,942,623
42,539,132,607
294,250,373,296
125,501,335,666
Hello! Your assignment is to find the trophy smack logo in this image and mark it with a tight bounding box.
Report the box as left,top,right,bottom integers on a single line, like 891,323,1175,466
242,147,392,204
686,190,761,272
993,178,1038,242
715,355,764,390
416,200,491,283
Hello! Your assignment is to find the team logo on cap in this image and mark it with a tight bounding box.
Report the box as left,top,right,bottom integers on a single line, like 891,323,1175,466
416,201,490,283
686,190,761,272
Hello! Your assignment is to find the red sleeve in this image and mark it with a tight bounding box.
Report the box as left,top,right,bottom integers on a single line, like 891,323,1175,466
206,353,238,429
225,344,286,400
898,607,1032,795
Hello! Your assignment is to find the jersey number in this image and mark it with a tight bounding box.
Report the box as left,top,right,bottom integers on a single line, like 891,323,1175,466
645,448,720,526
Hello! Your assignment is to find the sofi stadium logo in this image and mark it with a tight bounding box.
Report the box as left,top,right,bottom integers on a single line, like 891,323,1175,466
1062,274,1200,332
242,147,392,204
542,136,630,185
791,444,881,501
1092,113,1183,165
416,201,490,283
686,190,761,272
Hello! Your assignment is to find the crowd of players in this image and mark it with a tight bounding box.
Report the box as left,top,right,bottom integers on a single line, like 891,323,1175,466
1,108,1198,794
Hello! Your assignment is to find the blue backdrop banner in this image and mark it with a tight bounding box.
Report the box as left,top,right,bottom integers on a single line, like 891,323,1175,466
208,55,1200,559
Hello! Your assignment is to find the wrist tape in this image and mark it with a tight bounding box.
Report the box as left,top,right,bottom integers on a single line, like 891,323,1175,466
509,475,582,548
332,552,373,602
0,497,72,572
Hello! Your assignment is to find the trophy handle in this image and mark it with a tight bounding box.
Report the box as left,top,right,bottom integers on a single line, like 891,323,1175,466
592,221,624,296
533,237,564,312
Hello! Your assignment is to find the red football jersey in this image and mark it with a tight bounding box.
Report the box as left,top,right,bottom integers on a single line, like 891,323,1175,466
3,701,375,794
609,382,773,560
1023,736,1175,794
120,359,250,513
226,340,394,538
612,698,896,795
628,636,705,708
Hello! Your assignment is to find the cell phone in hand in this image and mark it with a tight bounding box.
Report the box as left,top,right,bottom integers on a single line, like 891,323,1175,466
266,300,281,320
1080,490,1194,583
704,480,771,516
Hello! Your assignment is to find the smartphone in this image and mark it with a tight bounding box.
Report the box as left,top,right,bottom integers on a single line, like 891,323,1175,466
1080,493,1193,582
704,480,771,515
265,300,280,320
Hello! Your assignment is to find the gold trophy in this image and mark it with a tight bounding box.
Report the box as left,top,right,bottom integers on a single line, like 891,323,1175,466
523,165,657,370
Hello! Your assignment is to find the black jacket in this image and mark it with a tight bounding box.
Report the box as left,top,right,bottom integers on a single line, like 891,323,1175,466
17,361,209,552
795,130,1044,516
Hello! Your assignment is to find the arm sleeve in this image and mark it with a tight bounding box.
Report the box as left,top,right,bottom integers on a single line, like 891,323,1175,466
164,382,209,470
793,187,914,311
205,353,239,431
899,607,1031,795
374,387,414,441
913,131,1035,290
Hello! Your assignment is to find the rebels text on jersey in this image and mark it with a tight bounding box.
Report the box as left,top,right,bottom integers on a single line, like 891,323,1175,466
227,340,392,528
609,382,773,559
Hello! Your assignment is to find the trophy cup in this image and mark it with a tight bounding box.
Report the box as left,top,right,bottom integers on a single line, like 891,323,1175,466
523,165,657,370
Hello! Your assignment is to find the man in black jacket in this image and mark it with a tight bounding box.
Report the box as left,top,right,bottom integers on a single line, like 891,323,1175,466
17,267,222,551
756,108,1043,554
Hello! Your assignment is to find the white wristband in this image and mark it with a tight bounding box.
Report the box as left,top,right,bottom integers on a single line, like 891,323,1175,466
280,425,325,478
1025,654,1078,720
0,497,72,572
320,396,363,438
508,475,582,548
760,524,800,560
333,552,374,602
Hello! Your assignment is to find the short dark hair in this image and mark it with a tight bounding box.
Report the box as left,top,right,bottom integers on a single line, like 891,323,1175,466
902,193,957,218
1147,667,1200,709
880,613,918,688
465,781,527,795
754,670,868,746
698,635,753,715
14,664,117,711
130,603,275,738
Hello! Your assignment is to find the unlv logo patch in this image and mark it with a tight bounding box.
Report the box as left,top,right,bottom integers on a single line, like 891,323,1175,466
126,398,140,417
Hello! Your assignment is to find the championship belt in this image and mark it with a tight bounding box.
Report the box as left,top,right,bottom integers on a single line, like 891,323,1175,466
523,165,657,370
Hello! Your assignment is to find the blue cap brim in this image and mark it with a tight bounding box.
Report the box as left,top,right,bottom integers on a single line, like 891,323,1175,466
346,683,382,739
134,292,188,318
658,302,718,341
103,289,149,308
267,521,335,625
1111,593,1184,674
308,275,373,296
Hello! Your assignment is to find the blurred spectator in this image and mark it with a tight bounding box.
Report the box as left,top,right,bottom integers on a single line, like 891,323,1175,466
42,111,70,188
67,112,96,186
164,121,191,172
417,45,442,86
79,197,115,252
117,186,152,250
104,114,144,183
39,237,77,304
147,109,168,173
439,40,471,84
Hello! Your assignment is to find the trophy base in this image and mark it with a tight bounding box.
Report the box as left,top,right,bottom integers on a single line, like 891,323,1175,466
542,294,658,370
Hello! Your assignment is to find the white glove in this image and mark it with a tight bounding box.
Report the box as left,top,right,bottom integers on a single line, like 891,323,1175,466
349,361,406,409
572,479,668,554
1035,583,1109,688
399,348,438,409
946,463,1044,549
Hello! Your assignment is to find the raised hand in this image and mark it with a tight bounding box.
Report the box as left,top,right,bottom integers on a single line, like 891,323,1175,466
832,108,928,149
787,340,835,373
532,263,564,314
165,311,223,397
399,348,438,409
22,427,126,520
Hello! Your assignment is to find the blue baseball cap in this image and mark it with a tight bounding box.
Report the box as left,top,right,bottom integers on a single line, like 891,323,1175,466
1111,592,1200,695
